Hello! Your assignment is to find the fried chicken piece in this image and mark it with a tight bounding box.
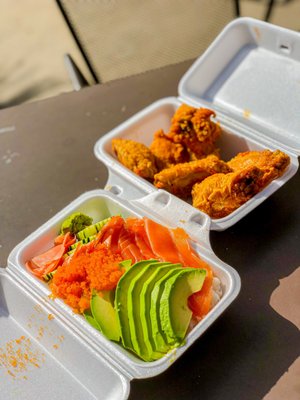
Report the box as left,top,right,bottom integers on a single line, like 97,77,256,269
112,138,157,180
167,104,221,159
188,146,220,161
227,149,290,188
192,166,263,219
153,155,232,198
150,129,189,170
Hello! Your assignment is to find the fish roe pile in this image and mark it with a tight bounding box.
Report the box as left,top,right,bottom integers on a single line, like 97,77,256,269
50,242,124,313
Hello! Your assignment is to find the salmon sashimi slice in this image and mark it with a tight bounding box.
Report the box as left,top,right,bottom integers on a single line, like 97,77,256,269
125,218,157,259
143,217,181,264
134,230,157,259
26,232,77,278
96,216,124,251
54,232,76,247
26,243,66,278
170,227,210,270
118,227,144,263
188,276,213,319
170,226,213,319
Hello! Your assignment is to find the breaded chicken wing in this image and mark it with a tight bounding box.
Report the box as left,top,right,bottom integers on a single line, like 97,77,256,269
150,129,189,170
227,149,290,188
167,104,221,159
112,138,157,180
154,155,232,198
192,166,263,218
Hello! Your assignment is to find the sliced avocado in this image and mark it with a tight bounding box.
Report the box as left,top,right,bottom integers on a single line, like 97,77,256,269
91,292,120,342
150,267,184,352
119,259,132,271
127,262,172,361
101,289,115,304
139,263,182,360
115,259,158,350
77,217,112,240
84,308,102,331
160,268,206,345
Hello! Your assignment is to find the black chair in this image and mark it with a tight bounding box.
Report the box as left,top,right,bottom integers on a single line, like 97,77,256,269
56,0,240,88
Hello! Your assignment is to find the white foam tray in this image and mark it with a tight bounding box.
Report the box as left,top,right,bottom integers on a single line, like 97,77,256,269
5,190,240,399
94,17,300,231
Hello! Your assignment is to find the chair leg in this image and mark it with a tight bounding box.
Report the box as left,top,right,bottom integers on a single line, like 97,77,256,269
56,0,99,84
64,54,89,91
265,0,275,21
234,0,240,17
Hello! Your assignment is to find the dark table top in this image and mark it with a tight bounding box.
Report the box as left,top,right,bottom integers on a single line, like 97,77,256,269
0,60,299,400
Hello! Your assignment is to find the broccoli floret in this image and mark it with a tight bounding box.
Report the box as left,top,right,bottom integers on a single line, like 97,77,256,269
60,212,93,235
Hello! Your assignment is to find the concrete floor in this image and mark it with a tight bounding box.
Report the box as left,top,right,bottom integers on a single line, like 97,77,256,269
0,0,90,108
0,0,300,108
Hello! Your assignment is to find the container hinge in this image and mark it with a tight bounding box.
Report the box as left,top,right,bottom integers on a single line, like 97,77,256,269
105,169,152,201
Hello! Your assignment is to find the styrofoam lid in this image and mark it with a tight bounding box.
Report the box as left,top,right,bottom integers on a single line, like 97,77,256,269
0,270,130,400
179,17,300,155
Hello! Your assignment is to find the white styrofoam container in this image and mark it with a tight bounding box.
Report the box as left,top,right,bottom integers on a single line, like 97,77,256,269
94,17,300,231
5,190,240,399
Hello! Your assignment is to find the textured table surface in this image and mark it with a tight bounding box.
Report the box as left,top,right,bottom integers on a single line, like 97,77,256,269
0,61,299,400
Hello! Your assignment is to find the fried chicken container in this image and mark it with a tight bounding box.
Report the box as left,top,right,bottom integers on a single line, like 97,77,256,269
94,17,300,231
3,190,240,399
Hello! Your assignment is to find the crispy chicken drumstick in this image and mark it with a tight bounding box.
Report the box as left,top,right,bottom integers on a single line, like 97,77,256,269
150,129,189,170
192,166,263,219
112,138,158,180
227,149,290,188
154,155,231,198
166,104,221,159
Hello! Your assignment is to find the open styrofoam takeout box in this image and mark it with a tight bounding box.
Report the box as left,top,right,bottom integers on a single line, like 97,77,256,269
95,17,300,231
4,190,240,400
2,17,300,399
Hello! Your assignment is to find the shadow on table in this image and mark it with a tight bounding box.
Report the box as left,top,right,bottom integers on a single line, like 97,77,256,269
130,167,300,399
0,77,65,109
